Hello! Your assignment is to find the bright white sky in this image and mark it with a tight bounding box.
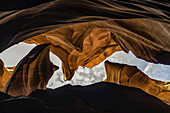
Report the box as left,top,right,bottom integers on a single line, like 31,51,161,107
0,42,61,67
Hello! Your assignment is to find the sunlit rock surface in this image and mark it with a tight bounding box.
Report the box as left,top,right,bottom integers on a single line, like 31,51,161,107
104,60,170,104
47,51,170,91
22,19,170,81
0,59,13,90
24,21,123,80
3,44,58,96
107,51,170,81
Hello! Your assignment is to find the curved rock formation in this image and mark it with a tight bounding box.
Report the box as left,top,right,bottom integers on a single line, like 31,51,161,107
0,0,169,53
23,19,170,80
104,60,170,104
24,22,123,80
0,0,170,80
0,1,170,109
3,44,59,96
0,59,13,90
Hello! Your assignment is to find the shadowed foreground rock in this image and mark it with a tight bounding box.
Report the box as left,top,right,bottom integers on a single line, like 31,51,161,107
3,44,59,96
104,60,170,104
0,82,169,113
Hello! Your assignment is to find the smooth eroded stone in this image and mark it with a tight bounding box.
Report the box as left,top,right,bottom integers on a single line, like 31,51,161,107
0,0,170,80
0,59,13,91
104,60,170,104
3,44,59,96
24,18,170,80
0,0,169,53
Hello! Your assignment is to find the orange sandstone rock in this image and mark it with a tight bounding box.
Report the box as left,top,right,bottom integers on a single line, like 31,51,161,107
3,44,58,96
0,59,13,91
24,19,170,80
104,60,170,104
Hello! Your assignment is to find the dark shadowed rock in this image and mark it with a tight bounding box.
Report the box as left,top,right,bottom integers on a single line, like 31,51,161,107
0,91,10,101
29,82,170,113
0,0,54,10
0,82,169,113
1,0,169,53
0,59,4,76
0,96,46,113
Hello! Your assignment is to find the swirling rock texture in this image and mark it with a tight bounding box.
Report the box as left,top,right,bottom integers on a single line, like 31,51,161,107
2,44,59,96
0,0,170,112
0,82,170,113
0,0,170,51
104,60,170,104
0,0,170,80
23,21,123,80
23,18,170,80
